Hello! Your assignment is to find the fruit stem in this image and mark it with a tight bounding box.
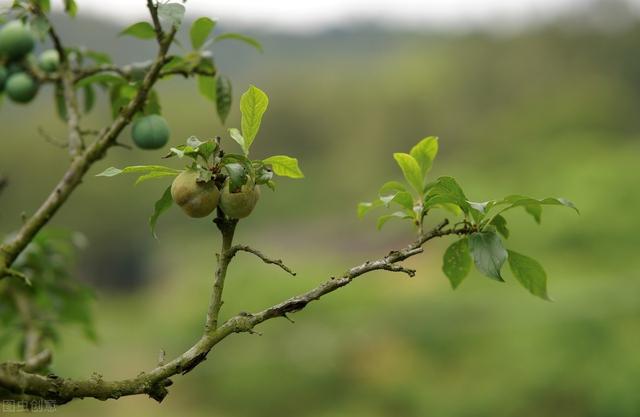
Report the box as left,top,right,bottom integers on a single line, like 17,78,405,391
206,212,239,331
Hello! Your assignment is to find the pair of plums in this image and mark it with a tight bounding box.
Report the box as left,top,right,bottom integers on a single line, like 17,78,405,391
171,170,260,219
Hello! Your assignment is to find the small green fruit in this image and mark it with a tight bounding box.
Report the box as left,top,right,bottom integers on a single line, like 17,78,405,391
219,183,261,219
0,66,7,91
0,21,35,60
131,114,170,150
5,72,38,103
38,49,60,72
171,170,220,218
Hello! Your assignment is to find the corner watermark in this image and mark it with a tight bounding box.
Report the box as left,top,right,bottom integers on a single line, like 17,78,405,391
2,399,56,413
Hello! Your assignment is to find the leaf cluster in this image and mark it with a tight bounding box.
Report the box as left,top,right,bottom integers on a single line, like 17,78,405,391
359,137,578,299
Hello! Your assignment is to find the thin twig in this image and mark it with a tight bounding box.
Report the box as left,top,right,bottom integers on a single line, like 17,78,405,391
38,127,68,149
227,245,296,276
37,10,84,156
73,63,217,84
147,0,164,42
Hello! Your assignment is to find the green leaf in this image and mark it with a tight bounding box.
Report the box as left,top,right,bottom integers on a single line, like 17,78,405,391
379,181,406,195
393,153,423,195
409,136,438,177
442,238,471,289
435,203,463,216
109,83,137,119
489,195,578,226
35,0,51,12
228,128,245,153
491,214,509,239
135,171,178,185
149,186,173,239
96,167,123,177
85,50,112,64
215,75,232,124
120,22,156,40
158,3,186,28
144,90,161,115
214,33,263,52
424,176,470,214
63,0,77,17
240,85,269,154
382,191,414,211
187,136,204,147
164,146,197,159
468,231,507,282
76,73,125,88
507,250,551,300
254,165,274,185
197,75,216,102
357,200,382,218
224,163,247,192
190,17,216,49
31,15,50,39
262,155,304,179
468,201,494,223
197,140,218,160
376,211,412,230
525,204,542,224
83,85,95,113
96,165,179,177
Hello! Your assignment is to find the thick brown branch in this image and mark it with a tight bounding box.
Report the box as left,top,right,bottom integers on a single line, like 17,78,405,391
0,220,471,405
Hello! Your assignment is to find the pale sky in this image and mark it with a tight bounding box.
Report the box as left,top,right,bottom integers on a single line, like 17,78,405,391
6,0,639,32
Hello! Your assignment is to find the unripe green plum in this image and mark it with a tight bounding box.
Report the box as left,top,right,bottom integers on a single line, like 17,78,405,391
0,21,35,60
38,49,60,72
219,183,261,219
171,170,220,218
131,114,170,150
0,66,7,91
5,72,38,103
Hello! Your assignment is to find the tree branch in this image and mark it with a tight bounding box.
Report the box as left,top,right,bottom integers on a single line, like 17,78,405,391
147,0,164,42
0,220,472,405
11,289,44,362
206,216,238,332
227,245,296,276
73,61,217,84
35,9,84,155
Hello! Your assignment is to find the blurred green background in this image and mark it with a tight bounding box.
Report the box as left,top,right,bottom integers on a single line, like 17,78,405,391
1,3,640,416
